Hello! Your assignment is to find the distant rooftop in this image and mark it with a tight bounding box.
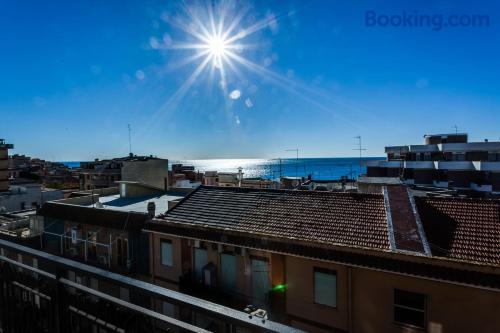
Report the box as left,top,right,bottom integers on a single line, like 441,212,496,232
86,192,184,214
0,139,13,149
423,133,468,138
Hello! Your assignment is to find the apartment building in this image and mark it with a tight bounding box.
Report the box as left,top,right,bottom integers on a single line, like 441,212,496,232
366,133,500,195
80,155,168,191
144,186,500,333
0,139,14,192
37,183,185,276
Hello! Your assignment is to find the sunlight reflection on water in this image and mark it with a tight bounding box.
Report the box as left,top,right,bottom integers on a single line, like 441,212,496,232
171,158,380,180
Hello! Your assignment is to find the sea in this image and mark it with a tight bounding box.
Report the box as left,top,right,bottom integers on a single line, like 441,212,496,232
62,157,383,181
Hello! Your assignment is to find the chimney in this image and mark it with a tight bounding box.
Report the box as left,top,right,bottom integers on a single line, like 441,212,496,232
147,202,156,218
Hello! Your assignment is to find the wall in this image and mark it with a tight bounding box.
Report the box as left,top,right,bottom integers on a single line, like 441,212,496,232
122,159,169,190
285,256,349,332
351,268,500,333
151,233,183,284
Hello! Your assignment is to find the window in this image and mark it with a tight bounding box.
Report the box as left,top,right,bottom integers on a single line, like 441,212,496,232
394,289,426,329
160,240,173,267
220,253,236,291
251,258,270,304
313,268,337,308
194,248,208,281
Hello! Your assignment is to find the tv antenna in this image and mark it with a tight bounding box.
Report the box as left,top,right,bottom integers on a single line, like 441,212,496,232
453,125,458,134
285,148,299,177
127,124,132,155
353,136,367,178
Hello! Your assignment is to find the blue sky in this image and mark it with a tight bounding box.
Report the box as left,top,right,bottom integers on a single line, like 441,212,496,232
0,0,499,160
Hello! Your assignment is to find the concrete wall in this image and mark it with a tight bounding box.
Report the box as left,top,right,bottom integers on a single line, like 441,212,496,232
120,182,163,198
286,256,348,332
122,159,168,190
351,268,500,333
151,233,183,284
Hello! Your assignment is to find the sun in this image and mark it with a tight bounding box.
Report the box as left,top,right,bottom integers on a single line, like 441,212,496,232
161,2,283,98
206,35,227,57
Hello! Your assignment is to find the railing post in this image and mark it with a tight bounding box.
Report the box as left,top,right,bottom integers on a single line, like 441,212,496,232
52,269,66,333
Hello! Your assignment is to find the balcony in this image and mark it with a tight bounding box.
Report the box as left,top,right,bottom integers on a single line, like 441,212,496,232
385,145,409,154
0,238,301,333
404,161,435,169
434,161,475,170
366,160,384,167
379,161,404,168
440,142,500,152
409,144,439,153
473,161,500,171
471,183,493,192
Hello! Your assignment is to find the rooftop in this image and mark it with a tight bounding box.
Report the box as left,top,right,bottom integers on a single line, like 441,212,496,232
416,196,500,266
154,186,390,250
149,185,500,268
87,192,184,214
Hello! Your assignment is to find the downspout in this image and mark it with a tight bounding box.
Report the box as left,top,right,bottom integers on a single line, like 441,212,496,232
151,233,156,284
348,267,353,333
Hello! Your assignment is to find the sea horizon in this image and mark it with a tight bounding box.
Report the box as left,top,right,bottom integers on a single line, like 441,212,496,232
61,156,384,180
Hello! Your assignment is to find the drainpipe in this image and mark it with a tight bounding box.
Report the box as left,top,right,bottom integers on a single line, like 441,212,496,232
348,267,353,333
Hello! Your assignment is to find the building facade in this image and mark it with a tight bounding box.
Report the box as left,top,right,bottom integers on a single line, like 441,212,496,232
145,186,500,333
366,133,500,195
0,139,13,192
79,155,168,191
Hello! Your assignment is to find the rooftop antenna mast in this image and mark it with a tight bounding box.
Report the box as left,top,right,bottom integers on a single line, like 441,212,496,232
285,148,299,177
453,125,458,135
127,124,132,156
353,136,367,178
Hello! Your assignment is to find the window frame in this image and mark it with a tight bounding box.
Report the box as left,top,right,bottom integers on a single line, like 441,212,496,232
313,267,337,309
393,289,427,330
160,239,173,267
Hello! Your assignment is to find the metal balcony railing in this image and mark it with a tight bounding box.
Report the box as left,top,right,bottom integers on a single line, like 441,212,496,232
0,238,303,333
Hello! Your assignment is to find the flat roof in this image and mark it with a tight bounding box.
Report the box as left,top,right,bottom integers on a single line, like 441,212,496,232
86,193,184,214
358,176,403,185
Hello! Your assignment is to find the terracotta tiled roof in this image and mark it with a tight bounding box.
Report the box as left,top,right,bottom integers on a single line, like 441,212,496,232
157,186,390,250
416,197,500,266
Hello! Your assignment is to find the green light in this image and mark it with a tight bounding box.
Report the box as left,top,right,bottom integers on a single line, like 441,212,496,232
272,284,287,293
